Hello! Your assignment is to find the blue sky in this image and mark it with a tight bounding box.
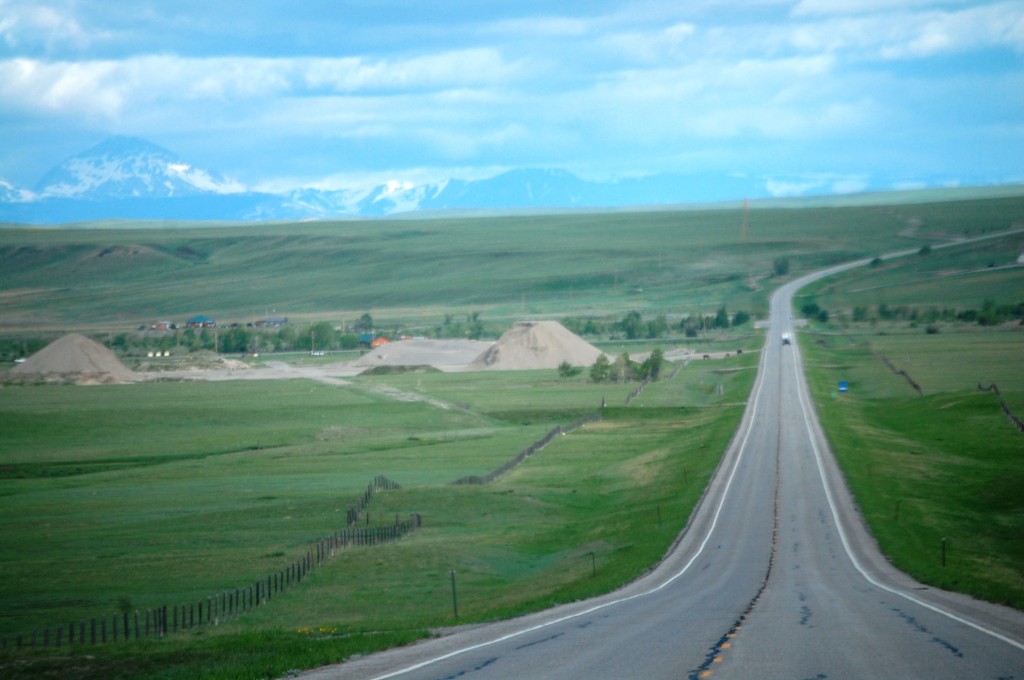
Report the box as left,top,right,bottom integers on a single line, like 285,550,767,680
1,0,1022,197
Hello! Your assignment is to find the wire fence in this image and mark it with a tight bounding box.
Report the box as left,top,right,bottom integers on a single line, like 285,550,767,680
452,413,602,486
978,383,1024,433
6,387,667,649
2,475,419,651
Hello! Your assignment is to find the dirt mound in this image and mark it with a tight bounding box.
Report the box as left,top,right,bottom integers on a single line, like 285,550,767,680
352,338,493,372
470,321,603,371
8,333,138,385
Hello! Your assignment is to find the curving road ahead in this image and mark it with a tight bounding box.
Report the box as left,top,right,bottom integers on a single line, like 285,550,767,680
302,253,1024,680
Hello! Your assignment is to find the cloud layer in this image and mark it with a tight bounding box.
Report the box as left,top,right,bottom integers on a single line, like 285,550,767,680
1,0,1022,195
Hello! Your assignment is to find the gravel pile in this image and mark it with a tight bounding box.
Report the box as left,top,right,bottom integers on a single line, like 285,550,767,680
8,333,138,384
470,321,604,371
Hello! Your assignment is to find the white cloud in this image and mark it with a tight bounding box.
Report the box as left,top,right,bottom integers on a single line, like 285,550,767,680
878,3,1024,58
0,57,126,118
786,2,1024,59
0,49,524,124
486,15,593,38
1,1,1020,191
0,0,107,52
765,174,870,196
791,0,962,17
301,49,519,92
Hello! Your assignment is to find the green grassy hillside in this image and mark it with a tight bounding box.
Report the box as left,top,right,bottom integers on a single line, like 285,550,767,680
3,195,1021,333
798,230,1024,609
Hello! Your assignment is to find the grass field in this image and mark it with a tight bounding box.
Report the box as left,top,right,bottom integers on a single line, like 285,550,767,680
0,192,1022,678
0,351,757,645
3,195,1023,334
799,230,1024,316
798,233,1024,609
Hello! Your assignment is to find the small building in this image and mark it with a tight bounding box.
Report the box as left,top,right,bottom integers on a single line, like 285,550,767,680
258,315,288,328
186,315,216,328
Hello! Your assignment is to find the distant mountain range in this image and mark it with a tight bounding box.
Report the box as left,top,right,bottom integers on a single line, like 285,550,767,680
0,136,769,223
0,136,1013,224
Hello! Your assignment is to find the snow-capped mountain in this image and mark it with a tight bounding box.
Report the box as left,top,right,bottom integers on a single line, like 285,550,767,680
0,179,34,203
0,135,776,224
35,136,245,200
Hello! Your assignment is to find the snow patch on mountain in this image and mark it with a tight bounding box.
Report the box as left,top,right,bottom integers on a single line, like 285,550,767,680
0,179,35,203
35,136,246,200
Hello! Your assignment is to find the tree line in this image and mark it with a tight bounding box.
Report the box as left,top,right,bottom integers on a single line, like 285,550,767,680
562,307,752,341
559,348,666,384
849,299,1024,327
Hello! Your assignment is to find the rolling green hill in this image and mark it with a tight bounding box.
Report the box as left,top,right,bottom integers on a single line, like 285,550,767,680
2,194,1021,334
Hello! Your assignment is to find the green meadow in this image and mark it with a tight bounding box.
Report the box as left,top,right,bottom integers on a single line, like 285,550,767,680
0,191,1022,678
3,193,1023,334
799,233,1024,609
0,356,755,679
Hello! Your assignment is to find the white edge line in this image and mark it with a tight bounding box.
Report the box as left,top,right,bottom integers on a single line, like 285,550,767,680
368,229,1024,678
789,332,1024,653
367,338,775,679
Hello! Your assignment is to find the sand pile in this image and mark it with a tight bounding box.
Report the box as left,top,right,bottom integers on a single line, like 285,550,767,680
8,333,138,385
470,321,604,371
352,338,494,372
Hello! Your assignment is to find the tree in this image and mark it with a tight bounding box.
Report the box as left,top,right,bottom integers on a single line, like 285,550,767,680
275,326,296,351
646,315,669,338
732,310,751,327
222,326,250,353
714,305,729,329
620,310,644,340
590,354,611,382
773,256,790,277
467,312,485,340
355,313,374,331
639,348,664,381
801,302,820,317
610,352,636,383
302,321,337,351
558,361,582,379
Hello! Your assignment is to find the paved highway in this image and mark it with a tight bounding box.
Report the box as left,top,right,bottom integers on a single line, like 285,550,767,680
303,256,1024,679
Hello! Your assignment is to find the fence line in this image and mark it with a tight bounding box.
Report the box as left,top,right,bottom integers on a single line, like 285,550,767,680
978,383,1024,433
2,475,419,651
841,332,923,396
875,351,923,395
347,474,402,526
452,413,602,486
624,377,651,405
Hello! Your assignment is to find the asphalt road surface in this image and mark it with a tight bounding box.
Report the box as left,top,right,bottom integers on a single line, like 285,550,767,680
302,255,1024,680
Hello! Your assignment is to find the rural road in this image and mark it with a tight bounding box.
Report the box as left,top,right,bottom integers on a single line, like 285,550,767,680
300,251,1024,679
